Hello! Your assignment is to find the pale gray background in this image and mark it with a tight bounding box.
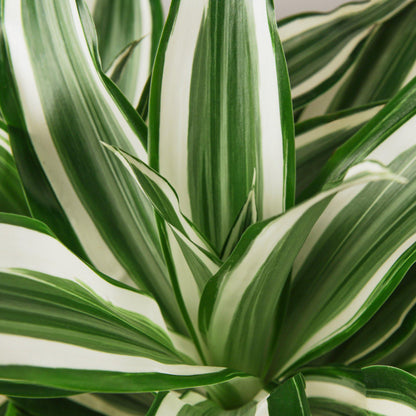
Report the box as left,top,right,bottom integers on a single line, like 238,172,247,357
161,0,357,19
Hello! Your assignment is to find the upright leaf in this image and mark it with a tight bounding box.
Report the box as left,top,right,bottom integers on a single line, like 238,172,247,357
0,0,185,330
149,0,295,252
89,0,163,107
199,161,401,376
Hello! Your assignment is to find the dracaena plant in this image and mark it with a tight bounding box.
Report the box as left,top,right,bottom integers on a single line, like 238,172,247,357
1,0,416,415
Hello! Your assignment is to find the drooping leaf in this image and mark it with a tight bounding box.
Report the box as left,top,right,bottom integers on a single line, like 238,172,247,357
272,77,416,378
296,101,385,198
304,366,416,415
89,0,164,107
199,160,402,377
0,0,185,331
279,0,412,111
0,214,243,395
149,0,295,252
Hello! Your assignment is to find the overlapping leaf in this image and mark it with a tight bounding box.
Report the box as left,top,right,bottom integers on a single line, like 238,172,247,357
88,0,163,107
328,1,416,112
0,0,187,331
0,214,243,395
272,77,416,378
147,374,310,416
149,0,295,253
199,160,402,377
304,366,416,415
279,0,412,111
299,0,416,120
295,101,385,198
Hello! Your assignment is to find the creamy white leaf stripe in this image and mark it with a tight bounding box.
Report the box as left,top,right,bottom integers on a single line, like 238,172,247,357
157,0,209,217
290,28,371,101
0,334,223,377
206,161,402,365
294,115,416,276
296,105,384,151
0,222,166,328
3,0,147,283
248,0,284,218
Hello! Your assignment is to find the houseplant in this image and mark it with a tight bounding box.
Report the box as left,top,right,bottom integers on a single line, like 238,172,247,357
1,0,416,414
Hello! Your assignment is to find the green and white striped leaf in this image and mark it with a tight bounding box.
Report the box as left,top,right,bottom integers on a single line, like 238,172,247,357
88,0,163,107
321,264,416,367
272,77,416,378
296,102,385,198
279,0,412,111
147,374,310,415
199,160,402,377
104,145,221,357
328,1,416,113
149,0,295,253
0,214,243,395
0,0,187,330
304,366,416,415
0,122,29,216
299,0,416,120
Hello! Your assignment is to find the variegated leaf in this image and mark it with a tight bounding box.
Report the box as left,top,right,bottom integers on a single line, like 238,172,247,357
149,0,295,252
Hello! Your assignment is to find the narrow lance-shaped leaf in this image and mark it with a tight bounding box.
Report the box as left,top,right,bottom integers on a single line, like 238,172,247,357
149,0,295,253
199,160,402,377
0,122,29,215
304,366,416,416
272,77,416,379
328,1,416,112
88,0,164,107
0,0,186,331
0,214,244,396
279,0,412,111
296,101,385,198
320,264,416,367
298,0,416,120
105,145,221,359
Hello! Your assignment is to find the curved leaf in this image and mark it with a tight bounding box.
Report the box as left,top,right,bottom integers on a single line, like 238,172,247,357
304,366,416,415
0,0,185,331
272,77,416,378
296,102,385,198
279,0,412,110
0,214,243,395
199,161,401,377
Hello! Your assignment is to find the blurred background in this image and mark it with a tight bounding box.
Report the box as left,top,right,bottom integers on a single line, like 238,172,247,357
161,0,360,19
